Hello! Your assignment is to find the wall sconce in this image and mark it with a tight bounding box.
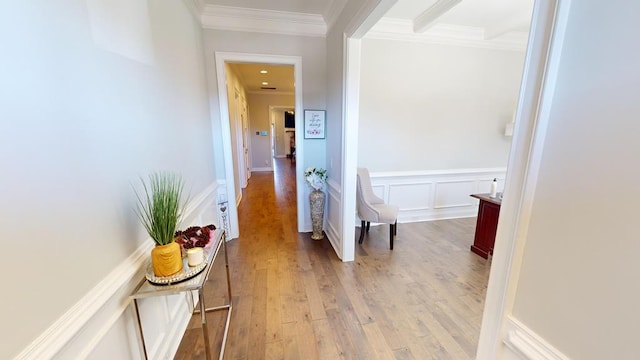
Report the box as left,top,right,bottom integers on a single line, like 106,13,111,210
504,109,516,137
504,122,514,137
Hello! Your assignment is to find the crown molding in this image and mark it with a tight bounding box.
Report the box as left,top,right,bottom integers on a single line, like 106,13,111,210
366,18,528,52
201,5,326,37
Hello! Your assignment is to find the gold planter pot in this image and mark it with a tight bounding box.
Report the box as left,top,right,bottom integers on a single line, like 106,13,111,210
151,241,183,277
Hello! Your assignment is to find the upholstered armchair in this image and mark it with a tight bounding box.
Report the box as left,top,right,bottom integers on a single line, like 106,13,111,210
356,167,399,249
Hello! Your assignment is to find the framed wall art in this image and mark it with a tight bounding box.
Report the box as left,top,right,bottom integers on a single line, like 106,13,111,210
304,110,326,139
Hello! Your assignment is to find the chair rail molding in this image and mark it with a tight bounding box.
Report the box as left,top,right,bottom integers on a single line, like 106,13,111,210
15,182,222,360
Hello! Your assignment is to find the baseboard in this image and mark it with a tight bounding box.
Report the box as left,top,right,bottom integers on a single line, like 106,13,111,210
504,317,569,360
16,182,221,360
251,167,273,172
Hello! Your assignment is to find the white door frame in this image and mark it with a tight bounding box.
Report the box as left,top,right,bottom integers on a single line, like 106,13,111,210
339,0,570,354
215,52,305,238
476,0,571,357
269,105,296,162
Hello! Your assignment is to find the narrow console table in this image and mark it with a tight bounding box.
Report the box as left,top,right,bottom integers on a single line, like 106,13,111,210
130,229,232,360
470,193,501,259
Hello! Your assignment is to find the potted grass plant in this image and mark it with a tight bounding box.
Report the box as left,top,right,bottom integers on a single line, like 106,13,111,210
135,172,186,277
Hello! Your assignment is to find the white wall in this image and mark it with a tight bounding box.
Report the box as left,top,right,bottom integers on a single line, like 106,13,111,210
358,38,524,171
0,1,215,358
499,1,640,359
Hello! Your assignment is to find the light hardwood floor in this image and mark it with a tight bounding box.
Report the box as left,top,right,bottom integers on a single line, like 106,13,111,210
174,159,492,359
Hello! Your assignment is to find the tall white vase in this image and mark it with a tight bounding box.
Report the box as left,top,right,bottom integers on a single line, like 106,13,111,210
309,189,325,240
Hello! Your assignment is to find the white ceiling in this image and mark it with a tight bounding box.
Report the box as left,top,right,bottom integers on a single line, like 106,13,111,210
230,63,295,94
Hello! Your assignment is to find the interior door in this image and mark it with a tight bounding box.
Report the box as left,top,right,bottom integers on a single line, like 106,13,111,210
241,99,251,179
234,91,247,189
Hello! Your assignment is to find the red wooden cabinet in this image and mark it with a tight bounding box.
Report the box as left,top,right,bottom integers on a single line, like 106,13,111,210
470,194,501,259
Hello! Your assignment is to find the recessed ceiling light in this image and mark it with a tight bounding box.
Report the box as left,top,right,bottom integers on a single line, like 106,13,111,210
260,70,268,74
261,81,269,85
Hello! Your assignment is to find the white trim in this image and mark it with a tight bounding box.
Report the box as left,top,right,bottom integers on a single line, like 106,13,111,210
339,0,397,262
323,0,348,30
476,0,572,358
214,52,305,236
269,104,296,161
201,5,326,37
373,167,508,178
14,245,150,360
325,179,342,259
251,167,273,172
345,0,398,38
15,182,220,360
367,20,528,52
340,37,362,262
504,317,570,360
413,0,463,33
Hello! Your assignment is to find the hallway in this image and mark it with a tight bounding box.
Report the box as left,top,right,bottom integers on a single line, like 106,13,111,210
175,158,491,359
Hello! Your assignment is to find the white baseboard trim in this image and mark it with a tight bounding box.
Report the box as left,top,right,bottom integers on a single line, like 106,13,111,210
16,182,221,360
251,167,273,172
504,317,569,360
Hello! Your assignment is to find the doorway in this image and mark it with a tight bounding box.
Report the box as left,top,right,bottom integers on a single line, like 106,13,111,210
214,52,305,239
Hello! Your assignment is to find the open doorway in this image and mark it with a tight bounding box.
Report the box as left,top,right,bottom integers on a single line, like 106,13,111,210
214,53,304,239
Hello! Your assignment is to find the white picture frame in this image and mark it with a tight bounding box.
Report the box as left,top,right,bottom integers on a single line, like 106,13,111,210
304,110,326,139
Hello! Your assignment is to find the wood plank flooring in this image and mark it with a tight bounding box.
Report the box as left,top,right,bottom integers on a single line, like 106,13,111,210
174,159,492,359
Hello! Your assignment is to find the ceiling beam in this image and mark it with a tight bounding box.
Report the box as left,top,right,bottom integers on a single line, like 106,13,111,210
413,0,463,33
484,12,531,39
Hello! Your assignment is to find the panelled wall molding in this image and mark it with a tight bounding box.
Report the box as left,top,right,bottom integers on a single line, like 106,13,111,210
15,182,222,360
325,178,343,259
201,5,327,37
367,168,507,224
366,19,528,51
504,317,570,360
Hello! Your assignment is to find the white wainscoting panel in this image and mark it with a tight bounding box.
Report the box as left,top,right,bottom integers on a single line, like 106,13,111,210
16,182,223,360
368,168,506,223
503,316,570,360
389,182,432,210
434,180,476,209
325,179,342,258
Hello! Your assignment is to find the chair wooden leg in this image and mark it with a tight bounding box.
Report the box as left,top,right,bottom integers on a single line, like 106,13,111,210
394,220,397,236
366,221,370,232
389,223,394,250
359,220,366,244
